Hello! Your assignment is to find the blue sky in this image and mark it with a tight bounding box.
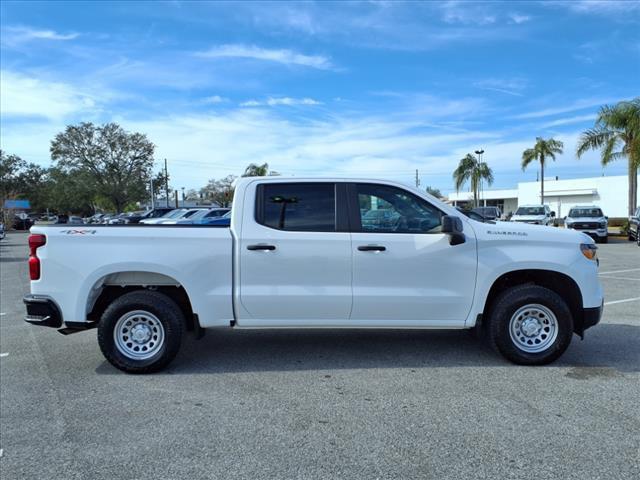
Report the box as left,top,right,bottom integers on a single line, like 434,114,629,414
1,1,638,195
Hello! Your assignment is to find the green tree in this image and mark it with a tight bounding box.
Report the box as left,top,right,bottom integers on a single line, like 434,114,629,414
521,137,564,205
576,98,640,216
425,186,443,199
46,167,97,215
50,122,155,213
200,175,237,207
242,162,279,177
1,150,29,204
453,153,494,207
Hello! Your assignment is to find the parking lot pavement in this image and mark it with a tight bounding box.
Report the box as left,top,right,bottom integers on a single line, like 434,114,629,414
1,232,639,480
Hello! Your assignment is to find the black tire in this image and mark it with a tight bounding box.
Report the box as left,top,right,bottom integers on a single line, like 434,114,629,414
486,285,573,365
599,236,608,244
97,290,184,373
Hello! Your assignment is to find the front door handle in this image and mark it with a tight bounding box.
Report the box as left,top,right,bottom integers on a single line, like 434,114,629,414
357,245,386,252
247,244,276,251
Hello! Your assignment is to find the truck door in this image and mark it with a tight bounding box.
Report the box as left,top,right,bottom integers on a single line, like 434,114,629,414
348,182,477,325
237,182,352,326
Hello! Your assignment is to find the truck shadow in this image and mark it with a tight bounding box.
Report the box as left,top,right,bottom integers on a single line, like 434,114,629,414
95,323,639,375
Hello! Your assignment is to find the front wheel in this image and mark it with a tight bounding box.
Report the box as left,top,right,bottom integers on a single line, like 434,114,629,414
97,290,184,373
486,285,573,365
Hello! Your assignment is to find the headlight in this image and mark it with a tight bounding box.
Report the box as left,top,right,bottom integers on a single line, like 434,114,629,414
580,243,598,261
566,223,573,228
599,221,607,229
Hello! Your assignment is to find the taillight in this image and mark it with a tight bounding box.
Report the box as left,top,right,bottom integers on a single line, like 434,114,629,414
28,234,46,280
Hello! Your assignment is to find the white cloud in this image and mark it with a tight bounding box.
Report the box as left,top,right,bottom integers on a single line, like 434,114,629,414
540,114,597,128
203,95,226,104
0,70,98,120
1,25,78,46
508,13,531,24
240,97,322,107
195,44,333,70
440,1,497,25
511,98,619,120
555,0,640,15
474,78,528,97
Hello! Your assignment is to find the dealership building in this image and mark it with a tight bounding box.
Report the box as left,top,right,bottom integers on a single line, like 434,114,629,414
447,174,638,218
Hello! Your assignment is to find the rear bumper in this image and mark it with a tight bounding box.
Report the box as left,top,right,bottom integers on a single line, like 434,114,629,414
23,295,63,328
575,301,603,338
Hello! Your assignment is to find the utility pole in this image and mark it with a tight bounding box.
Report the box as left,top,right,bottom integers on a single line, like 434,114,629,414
164,158,170,208
475,149,485,208
415,169,420,188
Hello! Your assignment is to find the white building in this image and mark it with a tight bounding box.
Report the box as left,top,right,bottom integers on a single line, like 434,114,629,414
447,174,638,218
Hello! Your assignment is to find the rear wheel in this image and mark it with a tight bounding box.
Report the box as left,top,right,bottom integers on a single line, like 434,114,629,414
97,290,184,373
486,285,573,365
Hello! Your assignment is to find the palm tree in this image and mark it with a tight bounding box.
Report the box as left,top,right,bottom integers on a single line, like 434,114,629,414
242,162,270,177
576,98,640,216
453,153,494,207
521,137,564,205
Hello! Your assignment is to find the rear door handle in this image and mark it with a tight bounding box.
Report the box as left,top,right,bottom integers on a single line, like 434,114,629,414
357,245,386,252
247,244,276,251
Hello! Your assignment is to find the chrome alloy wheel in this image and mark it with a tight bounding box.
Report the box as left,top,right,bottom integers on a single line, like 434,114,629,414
509,304,558,353
114,310,165,360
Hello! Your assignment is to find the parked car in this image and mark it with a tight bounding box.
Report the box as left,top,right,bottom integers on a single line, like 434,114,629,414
54,214,69,224
472,206,501,221
195,210,232,226
629,206,640,246
120,207,175,224
511,205,554,225
455,207,486,222
564,206,608,243
0,222,5,240
68,216,85,225
157,208,207,225
24,177,603,373
176,208,230,224
13,214,33,230
139,209,186,225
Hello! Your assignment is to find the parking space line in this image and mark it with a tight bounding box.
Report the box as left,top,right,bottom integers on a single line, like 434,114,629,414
0,353,8,358
604,297,640,306
599,268,640,275
0,313,6,316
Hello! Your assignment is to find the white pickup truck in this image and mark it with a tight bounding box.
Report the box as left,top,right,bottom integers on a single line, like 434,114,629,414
24,177,604,373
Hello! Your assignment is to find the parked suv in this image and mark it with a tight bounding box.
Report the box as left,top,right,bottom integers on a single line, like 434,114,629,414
472,206,502,221
511,205,554,225
629,206,640,246
565,206,608,243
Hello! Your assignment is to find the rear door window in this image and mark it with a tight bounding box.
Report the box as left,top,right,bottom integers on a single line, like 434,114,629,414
257,183,336,232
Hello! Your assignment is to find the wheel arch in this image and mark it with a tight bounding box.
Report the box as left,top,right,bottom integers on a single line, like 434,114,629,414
85,271,198,331
481,269,584,335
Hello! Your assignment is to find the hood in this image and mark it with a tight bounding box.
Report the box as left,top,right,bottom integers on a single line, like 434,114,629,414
511,214,547,221
566,216,605,223
476,219,593,244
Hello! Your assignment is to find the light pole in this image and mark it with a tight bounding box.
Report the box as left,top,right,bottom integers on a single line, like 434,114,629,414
475,149,485,208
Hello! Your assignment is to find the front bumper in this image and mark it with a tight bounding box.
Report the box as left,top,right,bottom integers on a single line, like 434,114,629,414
568,227,608,238
575,301,603,338
23,295,63,328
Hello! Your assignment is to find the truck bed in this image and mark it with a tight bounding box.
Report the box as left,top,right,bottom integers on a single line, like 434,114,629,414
30,225,234,327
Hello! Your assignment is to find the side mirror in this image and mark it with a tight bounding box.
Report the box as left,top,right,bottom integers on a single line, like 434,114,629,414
563,216,567,220
604,216,608,220
551,211,556,217
442,215,465,246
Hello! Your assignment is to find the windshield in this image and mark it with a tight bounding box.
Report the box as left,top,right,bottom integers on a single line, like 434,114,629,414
568,208,603,218
164,209,185,218
515,207,544,215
